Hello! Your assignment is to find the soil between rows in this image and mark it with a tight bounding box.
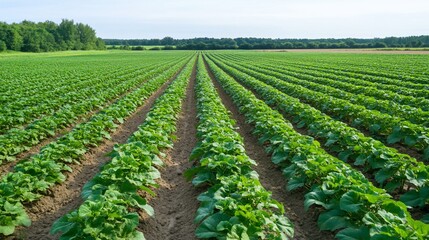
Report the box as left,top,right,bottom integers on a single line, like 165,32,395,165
8,64,187,240
203,56,334,240
139,58,200,240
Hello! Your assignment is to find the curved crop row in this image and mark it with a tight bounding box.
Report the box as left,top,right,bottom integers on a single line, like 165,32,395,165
0,57,189,165
207,54,429,208
208,54,429,160
0,57,191,236
204,55,429,239
50,56,195,240
184,57,293,239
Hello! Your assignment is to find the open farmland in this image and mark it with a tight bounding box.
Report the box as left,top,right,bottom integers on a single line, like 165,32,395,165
1,50,429,239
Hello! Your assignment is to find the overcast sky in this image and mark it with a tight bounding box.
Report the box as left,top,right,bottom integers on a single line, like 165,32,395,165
1,0,428,39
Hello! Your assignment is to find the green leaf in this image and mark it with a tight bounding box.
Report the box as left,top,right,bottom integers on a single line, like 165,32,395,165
423,147,429,161
400,188,429,207
50,215,75,235
318,209,349,231
271,150,288,164
369,124,381,133
421,214,429,223
404,135,418,146
196,212,230,238
141,204,154,217
287,177,305,191
336,227,370,240
131,231,146,240
387,132,402,144
0,225,15,236
340,191,362,213
338,150,352,161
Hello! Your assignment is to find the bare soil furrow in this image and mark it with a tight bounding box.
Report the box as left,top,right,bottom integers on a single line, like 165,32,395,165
139,60,200,240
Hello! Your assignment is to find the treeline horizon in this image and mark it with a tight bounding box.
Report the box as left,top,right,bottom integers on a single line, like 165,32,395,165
0,19,105,52
105,36,429,50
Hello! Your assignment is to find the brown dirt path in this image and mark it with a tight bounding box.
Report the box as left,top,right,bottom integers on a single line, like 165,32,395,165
139,60,200,240
203,56,334,240
8,65,187,240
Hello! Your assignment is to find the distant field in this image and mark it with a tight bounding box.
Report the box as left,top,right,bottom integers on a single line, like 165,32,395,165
1,50,429,239
106,44,176,49
257,48,429,54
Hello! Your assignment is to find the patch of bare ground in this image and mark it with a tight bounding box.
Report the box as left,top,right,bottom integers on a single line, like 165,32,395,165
203,56,334,240
0,70,160,177
7,66,186,240
139,60,200,240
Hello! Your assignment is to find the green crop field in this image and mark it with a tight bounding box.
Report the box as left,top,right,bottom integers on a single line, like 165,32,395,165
1,50,429,239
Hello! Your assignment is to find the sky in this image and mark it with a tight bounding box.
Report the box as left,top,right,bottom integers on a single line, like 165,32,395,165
1,0,428,39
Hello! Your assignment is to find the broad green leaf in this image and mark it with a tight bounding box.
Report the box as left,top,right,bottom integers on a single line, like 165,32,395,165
196,212,230,238
340,191,362,213
0,225,15,236
318,209,350,231
336,227,370,240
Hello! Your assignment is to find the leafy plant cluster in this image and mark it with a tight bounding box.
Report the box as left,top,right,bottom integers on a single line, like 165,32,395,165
218,53,429,126
0,58,178,133
0,58,187,165
207,54,429,213
185,58,294,239
50,56,195,239
0,57,189,236
246,51,429,86
265,60,429,106
205,55,429,239
229,52,429,97
210,55,429,160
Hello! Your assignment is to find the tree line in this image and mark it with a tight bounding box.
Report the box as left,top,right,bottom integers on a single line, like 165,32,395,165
104,36,429,50
0,19,105,52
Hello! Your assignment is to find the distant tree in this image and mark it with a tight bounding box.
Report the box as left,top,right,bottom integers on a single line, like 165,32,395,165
373,42,388,48
95,38,106,49
345,39,356,48
239,43,253,49
281,42,293,49
131,46,144,50
58,19,78,49
318,42,329,48
0,40,6,51
410,40,423,47
338,42,348,48
0,19,103,52
77,23,97,49
293,42,306,48
161,36,174,45
0,24,23,51
163,45,175,50
307,42,319,49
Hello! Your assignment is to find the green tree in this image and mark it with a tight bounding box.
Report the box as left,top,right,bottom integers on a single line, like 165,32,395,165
58,19,77,49
0,40,6,51
161,36,174,45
